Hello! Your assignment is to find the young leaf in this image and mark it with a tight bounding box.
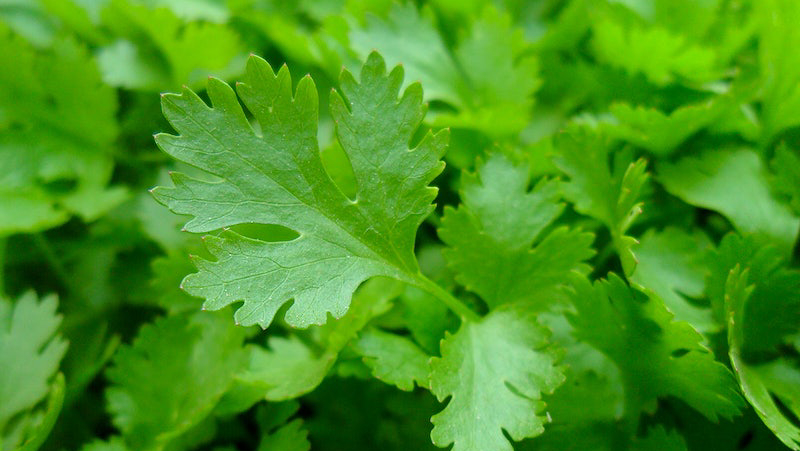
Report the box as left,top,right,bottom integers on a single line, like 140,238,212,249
567,274,743,421
553,126,648,277
152,52,447,328
725,266,800,450
658,149,800,254
105,311,246,451
440,154,594,309
429,308,565,451
0,292,67,434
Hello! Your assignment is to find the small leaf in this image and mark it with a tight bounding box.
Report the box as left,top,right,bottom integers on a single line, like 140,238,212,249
429,308,564,451
353,328,430,391
440,154,594,308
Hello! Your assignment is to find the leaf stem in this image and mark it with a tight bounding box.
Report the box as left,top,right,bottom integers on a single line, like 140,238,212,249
32,233,74,296
413,274,481,322
0,236,5,295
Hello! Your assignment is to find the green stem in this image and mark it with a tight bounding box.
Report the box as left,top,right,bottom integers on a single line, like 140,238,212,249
0,237,6,295
413,274,481,322
32,233,74,296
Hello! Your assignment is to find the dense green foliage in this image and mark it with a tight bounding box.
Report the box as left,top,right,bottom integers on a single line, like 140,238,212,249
2,1,800,450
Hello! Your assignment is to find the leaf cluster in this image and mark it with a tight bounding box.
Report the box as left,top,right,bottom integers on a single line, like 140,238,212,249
3,1,800,451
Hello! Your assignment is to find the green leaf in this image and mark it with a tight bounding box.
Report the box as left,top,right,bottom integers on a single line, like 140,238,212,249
553,126,649,277
106,311,246,451
440,154,594,309
707,233,800,357
0,26,125,234
15,373,65,451
771,145,800,215
257,419,309,451
567,274,743,421
353,328,430,391
757,0,800,141
630,227,716,332
348,4,464,108
0,292,67,435
659,149,800,254
236,277,404,401
349,4,539,136
152,52,446,328
97,0,244,90
606,101,721,156
429,307,565,451
725,266,800,450
78,437,128,451
630,426,688,451
434,6,539,136
591,14,718,86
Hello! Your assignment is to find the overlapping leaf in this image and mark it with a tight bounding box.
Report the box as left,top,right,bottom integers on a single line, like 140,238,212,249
725,267,800,450
707,233,800,357
567,274,743,421
659,149,800,255
553,126,648,276
440,154,594,309
349,4,539,136
106,311,246,451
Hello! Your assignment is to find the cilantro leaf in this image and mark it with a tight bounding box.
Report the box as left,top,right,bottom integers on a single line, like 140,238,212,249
97,0,244,90
353,327,430,391
0,292,67,435
630,227,716,332
349,4,538,136
429,308,565,451
725,266,800,450
591,14,718,86
257,419,310,451
235,277,403,400
567,274,743,421
105,311,246,451
553,126,649,276
440,154,594,309
707,233,800,357
0,26,126,234
348,4,463,108
606,101,721,156
630,426,688,451
771,145,800,215
658,149,800,254
152,52,447,328
757,0,800,141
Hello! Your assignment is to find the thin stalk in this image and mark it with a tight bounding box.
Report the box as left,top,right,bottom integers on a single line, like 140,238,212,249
0,237,6,295
413,273,481,322
32,233,74,296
